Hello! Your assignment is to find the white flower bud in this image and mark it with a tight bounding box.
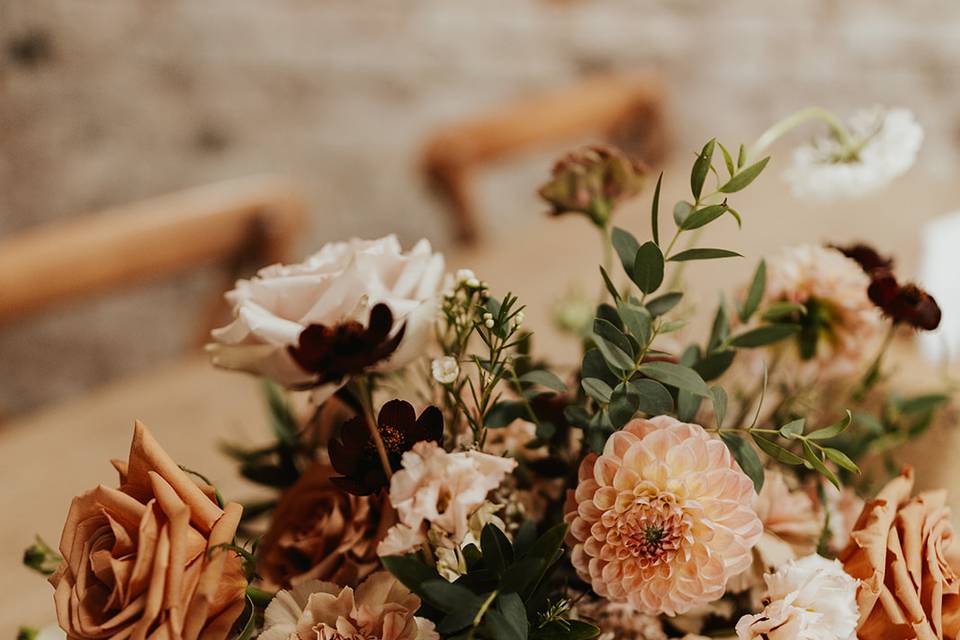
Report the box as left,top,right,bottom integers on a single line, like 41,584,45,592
431,356,460,385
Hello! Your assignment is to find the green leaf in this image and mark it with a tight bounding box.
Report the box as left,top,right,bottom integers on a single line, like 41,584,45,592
719,432,764,492
486,401,527,428
659,319,686,333
651,172,663,246
711,385,728,427
637,361,711,397
617,300,652,344
381,554,445,604
594,318,634,357
719,156,770,193
520,370,566,392
423,579,484,614
779,419,805,439
762,301,807,322
740,259,766,322
480,523,513,575
823,447,860,473
898,393,950,415
609,383,640,428
806,410,853,440
631,241,665,294
592,334,634,372
676,390,701,422
803,440,840,489
611,227,641,278
694,349,736,381
518,522,568,600
691,138,716,200
681,204,731,230
718,141,736,177
737,143,747,169
485,593,528,640
499,556,545,595
673,201,694,227
599,266,620,302
729,324,801,348
581,349,619,386
629,378,674,415
234,597,257,640
752,433,806,465
582,378,613,403
668,248,742,262
708,300,730,352
645,291,682,317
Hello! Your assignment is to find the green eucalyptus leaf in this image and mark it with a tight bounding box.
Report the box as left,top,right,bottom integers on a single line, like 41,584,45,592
599,266,621,302
637,361,710,397
480,523,513,575
752,433,805,465
719,432,764,492
779,419,805,439
737,143,747,169
718,141,736,177
617,300,652,344
729,324,801,348
645,291,682,318
609,383,640,427
762,301,807,322
611,227,641,278
631,241,665,294
719,156,770,193
581,349,619,386
803,440,840,489
381,554,445,604
823,447,860,473
484,593,528,640
651,172,663,246
629,378,674,415
710,385,728,427
520,370,567,392
668,248,742,262
806,410,853,440
676,390,702,422
691,138,716,200
486,401,528,428
681,204,730,231
582,378,614,404
694,349,736,381
740,259,766,322
673,201,694,227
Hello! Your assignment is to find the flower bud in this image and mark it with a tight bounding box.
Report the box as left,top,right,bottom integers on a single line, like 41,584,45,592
538,145,645,227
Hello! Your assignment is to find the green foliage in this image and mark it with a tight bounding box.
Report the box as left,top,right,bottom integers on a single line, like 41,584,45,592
22,536,62,577
383,524,598,640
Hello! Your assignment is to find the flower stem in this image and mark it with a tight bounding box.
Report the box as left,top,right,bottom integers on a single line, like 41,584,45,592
245,585,275,609
351,376,393,481
852,322,898,401
747,106,853,163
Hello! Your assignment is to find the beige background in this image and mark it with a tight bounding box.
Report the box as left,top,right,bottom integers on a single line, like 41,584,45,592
3,1,960,413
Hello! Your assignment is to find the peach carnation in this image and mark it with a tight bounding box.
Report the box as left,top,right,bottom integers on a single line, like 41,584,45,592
764,244,882,378
565,416,762,615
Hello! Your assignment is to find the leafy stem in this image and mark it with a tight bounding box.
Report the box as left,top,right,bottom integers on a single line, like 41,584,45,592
747,106,853,162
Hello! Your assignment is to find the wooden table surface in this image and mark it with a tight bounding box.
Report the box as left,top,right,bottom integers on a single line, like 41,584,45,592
4,165,959,633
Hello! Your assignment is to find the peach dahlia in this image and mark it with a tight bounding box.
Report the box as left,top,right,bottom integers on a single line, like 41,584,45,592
565,416,762,615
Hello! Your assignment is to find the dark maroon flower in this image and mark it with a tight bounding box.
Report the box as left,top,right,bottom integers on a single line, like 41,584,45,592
288,303,405,384
867,272,942,331
830,243,894,274
329,399,443,495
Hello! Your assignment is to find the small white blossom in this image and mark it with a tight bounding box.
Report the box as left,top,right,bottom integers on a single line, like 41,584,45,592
431,356,460,385
456,268,476,284
783,106,923,201
736,554,859,640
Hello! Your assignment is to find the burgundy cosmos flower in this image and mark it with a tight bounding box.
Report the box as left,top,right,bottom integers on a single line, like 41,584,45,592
288,303,405,384
329,399,443,495
830,242,894,274
867,272,942,331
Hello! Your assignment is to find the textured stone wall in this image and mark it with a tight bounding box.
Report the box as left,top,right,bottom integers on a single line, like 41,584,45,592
2,0,959,413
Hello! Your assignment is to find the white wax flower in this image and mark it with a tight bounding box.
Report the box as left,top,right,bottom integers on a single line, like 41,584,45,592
736,554,859,640
455,268,476,284
783,106,922,201
431,356,460,385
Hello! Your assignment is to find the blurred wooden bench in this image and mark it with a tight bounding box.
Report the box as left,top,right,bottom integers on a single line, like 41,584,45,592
422,73,669,243
0,175,307,346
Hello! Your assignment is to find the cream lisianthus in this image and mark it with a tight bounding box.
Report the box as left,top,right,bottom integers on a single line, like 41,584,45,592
208,235,444,398
377,441,517,557
783,106,922,201
260,572,438,640
736,554,859,640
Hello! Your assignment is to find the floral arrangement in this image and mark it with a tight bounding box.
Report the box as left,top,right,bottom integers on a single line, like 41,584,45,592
21,105,959,640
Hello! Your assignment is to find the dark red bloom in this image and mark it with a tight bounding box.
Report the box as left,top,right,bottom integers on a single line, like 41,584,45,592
867,272,941,331
830,243,894,274
289,303,405,384
329,399,443,495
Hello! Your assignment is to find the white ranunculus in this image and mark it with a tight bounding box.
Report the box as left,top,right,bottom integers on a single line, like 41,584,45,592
431,356,459,385
736,554,859,640
207,235,445,394
783,106,923,201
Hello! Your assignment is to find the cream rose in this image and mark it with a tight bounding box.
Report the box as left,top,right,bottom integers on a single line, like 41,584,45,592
208,235,444,394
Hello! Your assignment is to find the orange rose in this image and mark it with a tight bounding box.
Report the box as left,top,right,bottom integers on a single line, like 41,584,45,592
257,464,394,590
50,421,247,638
840,467,960,640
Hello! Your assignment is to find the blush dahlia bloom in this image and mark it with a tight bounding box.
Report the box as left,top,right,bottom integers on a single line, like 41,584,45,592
565,416,762,615
764,244,882,378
